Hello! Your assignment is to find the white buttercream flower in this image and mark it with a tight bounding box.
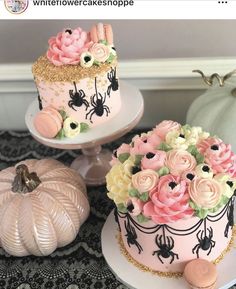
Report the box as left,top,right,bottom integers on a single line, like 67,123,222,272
165,130,188,150
63,117,81,138
80,52,94,68
109,45,117,56
214,173,235,198
195,164,213,179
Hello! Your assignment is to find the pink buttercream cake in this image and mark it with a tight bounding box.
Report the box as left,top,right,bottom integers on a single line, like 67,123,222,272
106,120,236,274
32,23,121,139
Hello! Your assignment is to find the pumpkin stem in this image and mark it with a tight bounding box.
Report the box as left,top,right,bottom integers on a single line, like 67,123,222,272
12,164,41,193
193,69,236,87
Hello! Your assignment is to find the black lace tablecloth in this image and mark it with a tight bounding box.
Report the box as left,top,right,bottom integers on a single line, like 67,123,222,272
0,131,235,289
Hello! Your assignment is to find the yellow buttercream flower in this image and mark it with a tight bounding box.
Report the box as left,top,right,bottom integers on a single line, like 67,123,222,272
106,158,134,205
165,126,209,150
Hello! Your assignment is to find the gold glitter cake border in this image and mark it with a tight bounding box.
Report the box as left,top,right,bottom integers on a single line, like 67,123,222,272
32,55,118,82
117,226,236,278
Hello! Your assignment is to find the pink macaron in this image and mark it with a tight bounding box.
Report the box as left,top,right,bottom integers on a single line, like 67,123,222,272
184,259,217,289
34,106,63,139
90,23,114,45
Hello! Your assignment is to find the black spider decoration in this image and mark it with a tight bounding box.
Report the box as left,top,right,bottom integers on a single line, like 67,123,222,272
224,196,235,238
86,78,110,123
114,208,121,232
68,82,89,111
192,227,215,258
107,67,119,97
37,94,43,110
152,234,179,264
124,220,143,254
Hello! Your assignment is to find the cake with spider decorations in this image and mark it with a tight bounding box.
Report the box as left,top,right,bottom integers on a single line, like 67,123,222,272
106,120,236,275
32,23,121,139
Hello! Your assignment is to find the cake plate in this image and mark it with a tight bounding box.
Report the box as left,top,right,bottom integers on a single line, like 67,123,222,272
25,81,144,186
102,210,236,289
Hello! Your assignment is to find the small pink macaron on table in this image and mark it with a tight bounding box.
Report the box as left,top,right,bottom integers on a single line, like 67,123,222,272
25,81,144,186
101,209,236,289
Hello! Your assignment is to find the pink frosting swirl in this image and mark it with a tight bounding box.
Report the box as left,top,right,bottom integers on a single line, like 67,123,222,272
146,132,162,148
132,169,159,193
47,28,91,66
189,177,223,209
130,135,155,156
116,143,130,157
165,149,197,176
141,150,167,171
143,174,193,224
153,120,181,140
89,43,110,62
197,137,236,176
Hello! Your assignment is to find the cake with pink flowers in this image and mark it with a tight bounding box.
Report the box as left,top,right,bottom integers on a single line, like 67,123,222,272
106,120,236,275
32,23,121,139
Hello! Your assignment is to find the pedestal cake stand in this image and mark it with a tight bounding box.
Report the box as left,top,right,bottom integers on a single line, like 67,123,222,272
25,81,144,186
101,210,236,289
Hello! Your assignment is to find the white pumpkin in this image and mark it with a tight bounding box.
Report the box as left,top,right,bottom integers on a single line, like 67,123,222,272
187,79,236,153
0,159,90,256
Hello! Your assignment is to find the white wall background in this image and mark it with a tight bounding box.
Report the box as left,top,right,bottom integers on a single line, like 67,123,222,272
0,20,236,130
1,20,236,62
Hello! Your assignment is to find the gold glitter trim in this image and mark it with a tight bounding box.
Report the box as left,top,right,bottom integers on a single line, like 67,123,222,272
32,55,117,82
212,225,236,264
117,225,236,278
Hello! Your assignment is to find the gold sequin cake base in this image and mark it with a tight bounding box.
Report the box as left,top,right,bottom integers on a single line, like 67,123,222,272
117,226,236,278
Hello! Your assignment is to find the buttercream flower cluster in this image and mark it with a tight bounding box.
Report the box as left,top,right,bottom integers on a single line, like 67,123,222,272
46,23,116,67
106,120,236,224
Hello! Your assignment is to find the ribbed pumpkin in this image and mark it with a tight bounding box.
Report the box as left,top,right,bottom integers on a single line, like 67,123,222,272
0,159,90,256
187,70,236,153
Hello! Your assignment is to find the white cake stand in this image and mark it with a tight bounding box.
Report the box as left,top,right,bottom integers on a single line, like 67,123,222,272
25,81,144,186
102,210,236,289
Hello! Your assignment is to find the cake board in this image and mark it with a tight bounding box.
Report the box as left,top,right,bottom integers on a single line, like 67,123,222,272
25,81,144,186
101,210,236,289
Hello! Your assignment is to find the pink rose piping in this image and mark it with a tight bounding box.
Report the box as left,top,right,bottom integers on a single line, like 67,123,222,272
132,169,159,193
130,135,155,156
47,28,91,66
153,120,181,140
146,132,162,148
143,174,193,224
141,150,167,171
89,43,110,63
197,137,236,176
165,149,197,176
189,177,223,209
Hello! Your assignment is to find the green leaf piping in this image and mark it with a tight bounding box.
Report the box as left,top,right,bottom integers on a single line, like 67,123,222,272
117,203,128,213
80,122,90,133
118,153,130,163
137,213,150,223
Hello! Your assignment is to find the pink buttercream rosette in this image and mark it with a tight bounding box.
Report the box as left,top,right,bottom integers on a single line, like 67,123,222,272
143,174,194,224
47,28,92,66
197,137,236,176
153,120,181,140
